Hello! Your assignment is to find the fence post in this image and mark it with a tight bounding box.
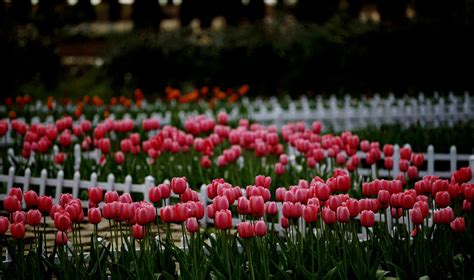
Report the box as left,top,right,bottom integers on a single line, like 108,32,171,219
144,176,155,203
124,175,132,194
392,145,400,178
74,144,81,172
39,169,47,196
106,174,115,192
470,156,474,184
449,146,457,174
90,172,98,187
6,166,15,194
200,184,208,228
54,170,64,204
72,171,81,199
21,168,32,209
427,145,435,175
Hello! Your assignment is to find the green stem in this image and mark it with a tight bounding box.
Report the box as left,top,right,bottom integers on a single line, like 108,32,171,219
246,239,255,280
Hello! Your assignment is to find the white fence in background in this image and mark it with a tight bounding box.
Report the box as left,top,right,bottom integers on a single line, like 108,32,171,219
1,92,473,132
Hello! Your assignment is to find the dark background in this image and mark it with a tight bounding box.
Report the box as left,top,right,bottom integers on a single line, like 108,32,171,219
1,0,474,98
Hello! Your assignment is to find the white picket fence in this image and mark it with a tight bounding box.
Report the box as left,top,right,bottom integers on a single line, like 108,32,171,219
2,92,472,133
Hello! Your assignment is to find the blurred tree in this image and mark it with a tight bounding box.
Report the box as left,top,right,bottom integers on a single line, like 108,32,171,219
296,0,339,24
246,0,265,22
180,0,195,27
132,0,162,29
220,0,243,26
10,0,32,24
414,0,474,27
377,0,408,24
75,0,97,22
0,0,5,22
109,0,122,21
198,0,217,28
36,0,58,35
347,0,363,19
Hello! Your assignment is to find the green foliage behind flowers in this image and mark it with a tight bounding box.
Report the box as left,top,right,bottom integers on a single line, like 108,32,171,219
348,121,474,154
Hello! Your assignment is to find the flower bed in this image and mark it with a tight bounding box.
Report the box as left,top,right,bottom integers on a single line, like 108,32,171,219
0,98,473,279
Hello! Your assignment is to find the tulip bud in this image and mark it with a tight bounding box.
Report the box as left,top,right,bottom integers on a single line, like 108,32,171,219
410,208,423,225
254,221,267,237
186,217,199,233
10,222,26,239
215,209,232,230
149,186,162,203
132,224,144,239
172,177,187,195
336,206,350,223
88,207,102,224
4,195,21,213
360,210,375,228
56,231,68,245
450,217,465,233
237,221,254,238
0,217,9,236
27,209,42,226
24,190,39,209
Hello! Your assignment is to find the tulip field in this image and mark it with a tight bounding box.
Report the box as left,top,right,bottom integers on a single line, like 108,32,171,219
0,95,474,279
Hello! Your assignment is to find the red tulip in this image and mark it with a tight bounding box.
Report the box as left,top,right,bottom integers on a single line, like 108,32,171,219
407,166,418,180
303,205,319,223
56,231,68,245
10,222,25,239
322,208,336,225
54,153,66,165
450,217,465,233
462,200,472,212
265,201,278,216
88,186,103,204
149,186,162,203
114,151,125,165
0,217,9,235
37,195,53,213
237,221,254,238
384,157,393,170
27,209,42,226
59,132,71,147
383,144,394,157
215,209,232,230
186,217,199,233
435,191,451,208
104,191,119,203
412,153,424,167
249,196,264,217
98,138,111,154
120,139,133,153
4,195,21,213
316,184,330,201
214,196,229,211
200,156,212,168
410,208,423,225
88,207,102,224
400,147,412,160
336,206,350,223
24,190,39,209
433,207,454,224
360,210,375,228
160,206,174,223
399,159,409,172
237,197,250,215
132,224,144,239
54,212,71,231
346,199,359,217
254,221,267,237
377,190,390,208
172,177,187,195
255,175,271,188
9,187,23,202
454,167,472,183
159,183,171,199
